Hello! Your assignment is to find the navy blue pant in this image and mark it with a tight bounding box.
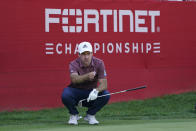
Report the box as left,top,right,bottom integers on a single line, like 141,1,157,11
61,87,110,115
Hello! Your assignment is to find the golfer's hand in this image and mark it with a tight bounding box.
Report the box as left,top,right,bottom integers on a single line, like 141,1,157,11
88,71,96,81
87,89,99,102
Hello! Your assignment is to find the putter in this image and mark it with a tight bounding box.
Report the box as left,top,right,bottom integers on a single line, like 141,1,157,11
78,85,147,107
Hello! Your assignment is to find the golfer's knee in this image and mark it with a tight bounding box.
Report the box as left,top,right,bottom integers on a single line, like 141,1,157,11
102,90,110,103
61,88,73,105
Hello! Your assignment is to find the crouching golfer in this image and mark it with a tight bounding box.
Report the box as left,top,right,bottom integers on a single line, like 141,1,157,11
61,41,110,125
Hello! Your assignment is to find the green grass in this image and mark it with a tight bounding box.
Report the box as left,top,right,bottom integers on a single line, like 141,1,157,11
0,92,196,131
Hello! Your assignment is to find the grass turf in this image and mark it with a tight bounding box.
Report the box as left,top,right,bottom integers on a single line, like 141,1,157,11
1,119,196,131
0,92,196,131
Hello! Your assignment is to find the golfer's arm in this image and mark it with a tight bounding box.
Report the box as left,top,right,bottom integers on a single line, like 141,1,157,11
96,78,107,92
70,73,88,84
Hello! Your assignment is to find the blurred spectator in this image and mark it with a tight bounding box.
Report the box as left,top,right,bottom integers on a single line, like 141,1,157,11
167,0,183,1
165,0,196,1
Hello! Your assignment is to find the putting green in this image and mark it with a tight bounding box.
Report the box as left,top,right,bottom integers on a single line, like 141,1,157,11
0,119,195,131
27,119,196,131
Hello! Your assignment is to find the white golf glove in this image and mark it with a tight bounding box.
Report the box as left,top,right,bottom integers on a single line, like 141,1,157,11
87,89,99,102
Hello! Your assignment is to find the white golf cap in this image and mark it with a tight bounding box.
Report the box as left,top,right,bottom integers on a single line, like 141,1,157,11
78,41,93,54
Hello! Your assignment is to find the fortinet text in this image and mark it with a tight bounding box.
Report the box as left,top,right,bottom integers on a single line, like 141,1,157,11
45,8,160,33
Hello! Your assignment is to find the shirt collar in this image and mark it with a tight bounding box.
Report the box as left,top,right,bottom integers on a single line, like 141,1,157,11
79,57,95,68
